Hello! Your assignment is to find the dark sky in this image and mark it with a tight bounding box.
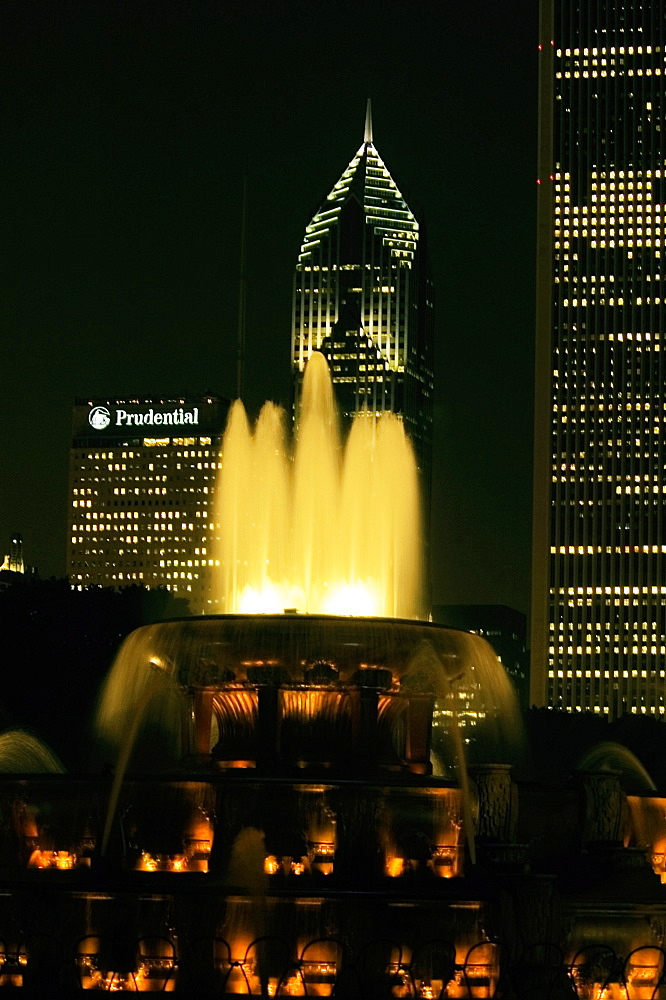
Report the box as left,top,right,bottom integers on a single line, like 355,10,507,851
2,0,538,617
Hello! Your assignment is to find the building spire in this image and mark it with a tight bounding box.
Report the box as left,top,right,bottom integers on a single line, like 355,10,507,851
364,98,373,144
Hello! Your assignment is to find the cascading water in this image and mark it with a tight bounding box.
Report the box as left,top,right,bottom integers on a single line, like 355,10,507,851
0,729,65,774
214,351,423,619
577,742,657,793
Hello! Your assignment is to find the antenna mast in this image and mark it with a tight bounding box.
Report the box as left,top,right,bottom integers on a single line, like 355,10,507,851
236,167,248,400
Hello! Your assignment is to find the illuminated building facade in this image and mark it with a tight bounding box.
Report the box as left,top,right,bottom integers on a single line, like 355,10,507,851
67,396,227,613
292,102,434,488
531,0,665,715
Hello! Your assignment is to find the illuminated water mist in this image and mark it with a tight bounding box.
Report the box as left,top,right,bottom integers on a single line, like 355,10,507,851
214,351,423,619
0,729,65,773
577,741,656,792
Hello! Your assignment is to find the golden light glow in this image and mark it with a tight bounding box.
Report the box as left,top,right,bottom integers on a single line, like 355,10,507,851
238,579,381,617
264,855,280,875
321,581,378,617
137,852,158,872
28,849,77,870
309,841,335,876
135,852,190,873
385,855,405,877
216,361,423,621
0,944,27,990
238,583,305,616
75,937,177,991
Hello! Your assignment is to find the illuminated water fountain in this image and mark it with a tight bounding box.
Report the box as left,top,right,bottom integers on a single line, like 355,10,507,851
0,355,665,992
214,351,423,619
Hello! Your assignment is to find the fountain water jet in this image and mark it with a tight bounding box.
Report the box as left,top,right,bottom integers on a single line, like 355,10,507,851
577,741,657,793
214,351,423,619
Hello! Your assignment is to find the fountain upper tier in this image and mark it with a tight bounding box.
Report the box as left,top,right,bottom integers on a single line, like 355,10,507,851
98,614,487,691
95,614,521,775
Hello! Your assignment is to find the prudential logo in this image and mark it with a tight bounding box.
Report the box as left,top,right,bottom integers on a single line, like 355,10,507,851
89,406,111,430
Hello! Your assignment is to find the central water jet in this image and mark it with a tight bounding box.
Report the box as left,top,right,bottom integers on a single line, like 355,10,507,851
214,352,423,619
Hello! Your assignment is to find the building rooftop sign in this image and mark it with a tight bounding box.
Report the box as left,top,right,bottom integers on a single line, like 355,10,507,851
88,404,199,431
71,395,227,441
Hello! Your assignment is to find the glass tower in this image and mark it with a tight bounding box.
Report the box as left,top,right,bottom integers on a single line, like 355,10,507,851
532,0,665,715
292,102,434,489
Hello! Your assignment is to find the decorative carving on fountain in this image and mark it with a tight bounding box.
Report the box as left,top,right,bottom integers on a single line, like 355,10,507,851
574,769,627,845
470,764,517,844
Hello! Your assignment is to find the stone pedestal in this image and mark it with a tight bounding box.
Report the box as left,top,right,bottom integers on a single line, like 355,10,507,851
470,764,518,843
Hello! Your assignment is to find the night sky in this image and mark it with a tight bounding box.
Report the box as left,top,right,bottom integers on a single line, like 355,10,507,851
2,0,538,617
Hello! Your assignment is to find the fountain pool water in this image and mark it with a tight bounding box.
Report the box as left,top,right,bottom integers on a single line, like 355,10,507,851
214,351,423,619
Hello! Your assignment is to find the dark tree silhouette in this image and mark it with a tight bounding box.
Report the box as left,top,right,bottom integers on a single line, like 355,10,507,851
0,578,191,768
523,707,666,790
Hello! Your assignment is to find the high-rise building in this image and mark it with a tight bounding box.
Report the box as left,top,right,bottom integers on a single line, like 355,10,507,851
9,533,24,574
67,396,227,613
291,102,434,489
0,534,25,576
531,0,665,715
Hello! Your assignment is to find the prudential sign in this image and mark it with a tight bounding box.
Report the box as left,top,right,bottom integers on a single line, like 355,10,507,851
88,405,200,430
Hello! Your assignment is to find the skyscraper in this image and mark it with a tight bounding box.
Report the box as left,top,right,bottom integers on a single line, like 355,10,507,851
67,395,227,613
291,102,434,489
531,1,665,715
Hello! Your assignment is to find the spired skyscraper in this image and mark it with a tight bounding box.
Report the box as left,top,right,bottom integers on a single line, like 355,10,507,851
291,102,434,494
531,0,665,715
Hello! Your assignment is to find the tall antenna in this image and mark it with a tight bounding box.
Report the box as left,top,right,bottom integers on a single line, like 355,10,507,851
236,165,248,400
364,97,373,144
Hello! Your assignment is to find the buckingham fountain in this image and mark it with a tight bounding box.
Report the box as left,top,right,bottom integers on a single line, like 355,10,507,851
2,354,666,994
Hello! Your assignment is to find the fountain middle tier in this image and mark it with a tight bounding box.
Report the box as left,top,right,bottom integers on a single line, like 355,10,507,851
0,772,467,880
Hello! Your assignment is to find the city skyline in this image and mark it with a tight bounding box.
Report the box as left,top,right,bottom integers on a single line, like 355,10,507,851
531,0,665,713
2,1,537,616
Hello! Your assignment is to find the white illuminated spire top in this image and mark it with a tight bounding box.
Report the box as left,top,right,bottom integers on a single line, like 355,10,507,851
364,98,373,144
298,103,418,265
